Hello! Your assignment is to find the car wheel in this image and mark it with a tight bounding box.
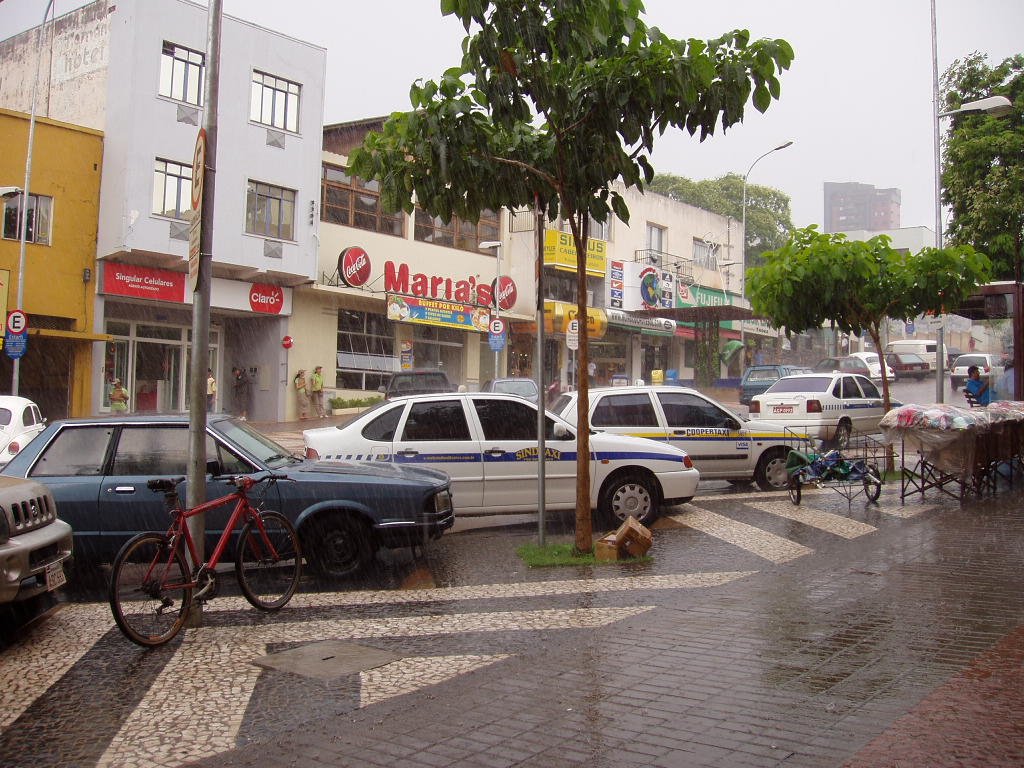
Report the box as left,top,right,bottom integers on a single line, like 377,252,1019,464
755,447,790,491
598,472,660,527
307,514,374,579
833,421,852,450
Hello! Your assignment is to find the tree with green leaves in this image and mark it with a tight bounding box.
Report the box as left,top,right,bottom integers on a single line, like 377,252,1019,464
349,0,793,553
748,226,992,410
941,52,1023,281
648,173,794,267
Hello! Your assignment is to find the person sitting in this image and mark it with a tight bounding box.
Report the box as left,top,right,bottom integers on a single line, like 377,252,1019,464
964,364,991,407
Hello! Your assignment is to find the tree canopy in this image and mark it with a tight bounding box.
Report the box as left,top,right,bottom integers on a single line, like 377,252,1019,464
648,172,794,267
349,0,793,551
941,52,1023,279
749,226,992,406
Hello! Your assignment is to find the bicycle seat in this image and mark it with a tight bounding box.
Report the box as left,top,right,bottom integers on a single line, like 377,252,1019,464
147,477,185,493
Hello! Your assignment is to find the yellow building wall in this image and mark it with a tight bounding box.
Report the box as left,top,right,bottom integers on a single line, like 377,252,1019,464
0,108,103,414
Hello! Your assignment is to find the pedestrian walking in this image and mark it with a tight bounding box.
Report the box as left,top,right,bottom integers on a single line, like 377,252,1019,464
294,369,310,419
232,366,252,420
311,365,326,418
206,369,217,412
109,378,130,412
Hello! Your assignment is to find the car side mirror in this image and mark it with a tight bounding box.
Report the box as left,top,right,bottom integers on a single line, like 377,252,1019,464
726,417,741,430
552,423,569,439
206,459,222,477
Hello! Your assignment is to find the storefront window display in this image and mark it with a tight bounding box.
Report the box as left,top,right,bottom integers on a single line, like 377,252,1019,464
337,309,395,390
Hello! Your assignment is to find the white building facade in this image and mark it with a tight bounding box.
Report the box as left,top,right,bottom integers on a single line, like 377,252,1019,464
1,0,325,419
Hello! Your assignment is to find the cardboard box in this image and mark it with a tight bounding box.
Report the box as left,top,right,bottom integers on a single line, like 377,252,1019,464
615,517,653,558
594,533,619,562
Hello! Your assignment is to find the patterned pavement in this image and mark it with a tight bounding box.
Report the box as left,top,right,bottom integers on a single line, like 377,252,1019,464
2,475,1023,767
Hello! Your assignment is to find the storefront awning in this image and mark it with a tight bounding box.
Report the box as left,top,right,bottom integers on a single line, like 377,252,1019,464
633,305,758,323
28,328,113,342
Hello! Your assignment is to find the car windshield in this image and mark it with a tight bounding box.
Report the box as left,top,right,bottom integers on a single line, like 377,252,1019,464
550,394,573,413
214,418,300,467
765,376,833,394
953,355,987,368
860,354,879,364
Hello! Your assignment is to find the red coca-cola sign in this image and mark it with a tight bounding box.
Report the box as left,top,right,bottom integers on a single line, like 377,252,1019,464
493,275,517,311
339,246,371,287
249,283,284,314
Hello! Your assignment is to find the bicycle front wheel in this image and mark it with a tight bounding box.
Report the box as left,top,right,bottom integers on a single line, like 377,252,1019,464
236,510,302,610
109,532,192,647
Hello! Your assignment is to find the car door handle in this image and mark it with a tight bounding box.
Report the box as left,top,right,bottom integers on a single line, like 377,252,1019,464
485,447,505,456
109,486,136,494
396,449,419,457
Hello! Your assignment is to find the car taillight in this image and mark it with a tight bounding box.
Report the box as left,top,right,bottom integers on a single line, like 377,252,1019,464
7,442,19,455
304,447,320,459
682,454,693,469
807,400,822,413
749,401,760,414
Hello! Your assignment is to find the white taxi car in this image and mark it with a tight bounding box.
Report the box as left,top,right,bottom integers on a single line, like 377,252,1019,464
750,373,887,447
551,385,806,491
303,392,699,526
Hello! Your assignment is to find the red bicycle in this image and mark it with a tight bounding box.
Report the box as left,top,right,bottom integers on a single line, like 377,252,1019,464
108,472,302,647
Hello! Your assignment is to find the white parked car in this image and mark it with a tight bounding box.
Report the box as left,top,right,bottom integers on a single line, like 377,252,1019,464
949,353,1004,392
848,351,895,383
749,373,888,448
550,385,805,491
303,392,700,526
0,396,45,466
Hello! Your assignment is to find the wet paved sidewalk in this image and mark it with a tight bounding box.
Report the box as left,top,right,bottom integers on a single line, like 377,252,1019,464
2,470,1023,766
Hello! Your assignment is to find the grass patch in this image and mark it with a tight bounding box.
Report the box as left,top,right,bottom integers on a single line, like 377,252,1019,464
516,541,650,567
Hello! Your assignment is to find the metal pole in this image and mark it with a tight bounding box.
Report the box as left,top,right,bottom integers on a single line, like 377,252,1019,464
930,0,945,403
494,244,501,377
535,195,546,546
185,0,222,622
12,0,55,396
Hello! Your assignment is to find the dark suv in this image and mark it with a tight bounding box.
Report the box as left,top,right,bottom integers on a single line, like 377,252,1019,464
379,370,455,399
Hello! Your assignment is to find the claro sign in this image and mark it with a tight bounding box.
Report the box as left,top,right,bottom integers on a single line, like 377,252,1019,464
337,247,517,311
249,283,285,314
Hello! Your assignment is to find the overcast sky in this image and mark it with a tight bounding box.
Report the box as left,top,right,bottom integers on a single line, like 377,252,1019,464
1,0,1021,231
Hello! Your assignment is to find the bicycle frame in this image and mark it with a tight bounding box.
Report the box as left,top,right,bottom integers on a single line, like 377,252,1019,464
158,482,272,589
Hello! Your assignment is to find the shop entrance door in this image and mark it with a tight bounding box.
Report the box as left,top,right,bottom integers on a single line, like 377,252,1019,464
134,341,181,413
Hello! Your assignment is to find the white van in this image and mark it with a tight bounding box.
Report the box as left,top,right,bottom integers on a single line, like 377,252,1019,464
885,340,938,371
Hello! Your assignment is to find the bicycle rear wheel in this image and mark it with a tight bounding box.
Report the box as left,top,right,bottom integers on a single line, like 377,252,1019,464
109,532,192,647
235,510,302,610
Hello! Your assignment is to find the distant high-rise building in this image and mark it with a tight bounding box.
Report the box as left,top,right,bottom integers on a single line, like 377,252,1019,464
823,182,901,233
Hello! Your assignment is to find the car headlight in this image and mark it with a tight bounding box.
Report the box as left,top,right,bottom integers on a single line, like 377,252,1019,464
0,509,9,544
434,489,453,514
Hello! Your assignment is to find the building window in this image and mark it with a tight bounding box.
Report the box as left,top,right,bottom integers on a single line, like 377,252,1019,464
2,193,52,245
647,223,665,252
159,41,205,106
250,70,300,133
693,238,717,270
560,214,610,241
414,208,500,252
337,309,395,391
246,181,295,240
321,164,404,236
152,159,193,219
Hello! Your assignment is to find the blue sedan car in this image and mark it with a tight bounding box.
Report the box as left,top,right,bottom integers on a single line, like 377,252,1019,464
0,415,454,578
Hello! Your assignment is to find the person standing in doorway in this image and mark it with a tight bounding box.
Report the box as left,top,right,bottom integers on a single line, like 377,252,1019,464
310,365,326,418
294,369,310,420
206,369,217,412
109,378,130,412
232,366,252,421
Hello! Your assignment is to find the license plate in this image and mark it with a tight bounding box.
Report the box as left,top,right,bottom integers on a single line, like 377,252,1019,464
45,561,67,591
772,405,794,414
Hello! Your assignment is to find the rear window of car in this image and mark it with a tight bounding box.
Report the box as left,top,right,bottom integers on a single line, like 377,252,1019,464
765,376,832,394
953,355,988,368
745,369,780,382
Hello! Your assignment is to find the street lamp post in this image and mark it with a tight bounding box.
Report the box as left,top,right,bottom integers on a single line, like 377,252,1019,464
742,141,793,285
479,240,503,379
11,0,55,396
929,0,1013,402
